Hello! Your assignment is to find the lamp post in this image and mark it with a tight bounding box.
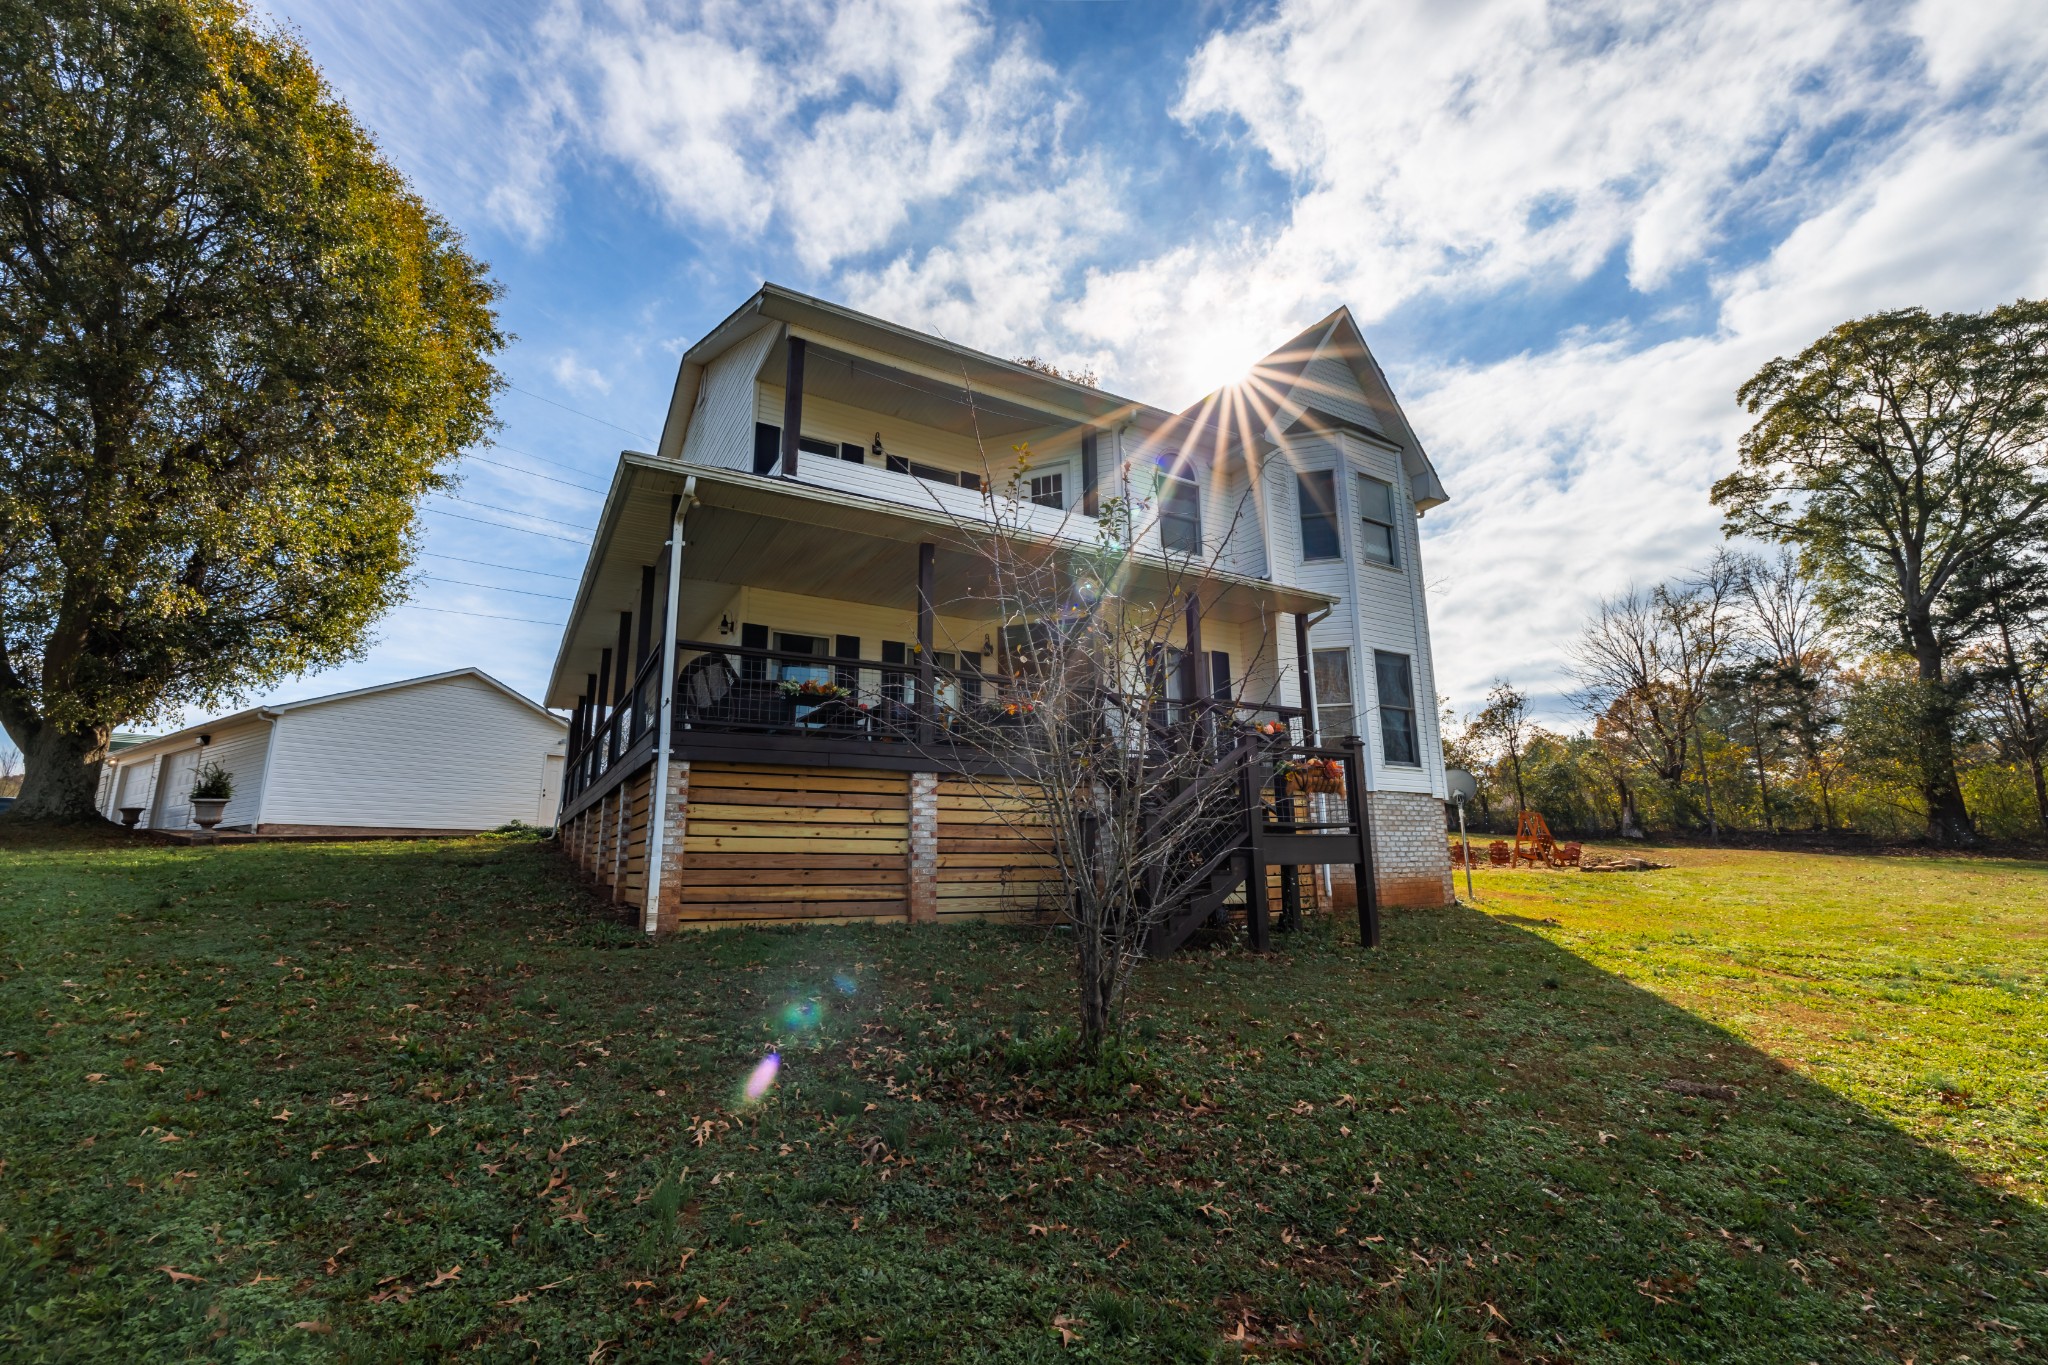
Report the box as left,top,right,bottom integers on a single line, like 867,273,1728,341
1446,768,1478,904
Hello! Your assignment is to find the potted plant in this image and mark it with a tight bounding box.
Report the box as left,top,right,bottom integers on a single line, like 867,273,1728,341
1277,755,1345,795
189,761,233,832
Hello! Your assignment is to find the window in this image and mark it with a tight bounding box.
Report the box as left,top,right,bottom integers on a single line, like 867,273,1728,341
775,632,830,686
1375,650,1419,765
1028,472,1065,510
1312,648,1354,741
796,436,839,463
1159,474,1201,554
1357,474,1398,567
1296,470,1339,561
881,640,908,705
839,442,865,464
834,634,861,690
1208,651,1232,702
753,423,781,475
896,459,983,492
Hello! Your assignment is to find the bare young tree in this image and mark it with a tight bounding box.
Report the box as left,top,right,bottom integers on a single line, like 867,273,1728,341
1572,553,1742,837
916,446,1312,1056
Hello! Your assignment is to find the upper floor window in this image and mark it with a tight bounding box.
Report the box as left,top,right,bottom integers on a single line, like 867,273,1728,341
1297,470,1339,561
1028,472,1064,510
1374,650,1420,765
1357,473,1399,567
1159,474,1201,554
885,453,981,492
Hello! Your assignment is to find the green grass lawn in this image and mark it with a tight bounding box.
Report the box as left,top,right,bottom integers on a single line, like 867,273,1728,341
1,830,2043,1363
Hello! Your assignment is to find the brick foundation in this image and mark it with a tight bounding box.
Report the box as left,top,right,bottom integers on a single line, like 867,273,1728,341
1327,791,1454,910
647,759,690,932
907,772,939,922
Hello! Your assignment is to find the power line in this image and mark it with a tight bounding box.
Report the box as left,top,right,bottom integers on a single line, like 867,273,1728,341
419,574,571,600
464,453,606,495
399,603,563,627
440,494,590,531
505,382,655,442
426,508,588,544
483,439,610,480
420,552,578,580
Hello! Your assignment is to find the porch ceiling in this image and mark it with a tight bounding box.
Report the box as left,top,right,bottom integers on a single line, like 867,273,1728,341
546,457,1337,708
766,336,1057,442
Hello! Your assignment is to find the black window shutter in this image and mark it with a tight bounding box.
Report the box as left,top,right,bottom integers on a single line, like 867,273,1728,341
840,442,865,464
881,640,907,703
1209,650,1231,699
886,454,910,475
753,423,780,475
959,470,982,492
834,634,861,689
739,622,769,681
1081,430,1099,516
797,436,838,460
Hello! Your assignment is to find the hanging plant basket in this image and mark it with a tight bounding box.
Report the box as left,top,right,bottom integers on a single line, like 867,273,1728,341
1282,757,1346,796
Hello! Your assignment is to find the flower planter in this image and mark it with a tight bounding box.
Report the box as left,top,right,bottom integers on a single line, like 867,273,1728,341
189,797,229,832
119,806,144,829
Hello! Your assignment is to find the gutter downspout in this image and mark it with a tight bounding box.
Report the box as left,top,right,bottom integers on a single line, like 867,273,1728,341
642,478,698,935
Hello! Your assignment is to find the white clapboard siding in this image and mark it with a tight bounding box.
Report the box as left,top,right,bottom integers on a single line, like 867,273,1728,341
261,674,565,830
202,721,273,829
681,324,778,471
1298,353,1388,437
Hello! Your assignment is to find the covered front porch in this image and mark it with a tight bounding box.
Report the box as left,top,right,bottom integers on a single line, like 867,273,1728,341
546,457,1368,938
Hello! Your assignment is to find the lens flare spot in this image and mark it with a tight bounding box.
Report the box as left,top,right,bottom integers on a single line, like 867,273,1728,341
832,972,858,997
779,998,823,1031
742,1052,780,1103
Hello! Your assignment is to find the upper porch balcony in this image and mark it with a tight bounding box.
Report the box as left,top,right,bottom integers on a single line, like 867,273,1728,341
547,455,1337,818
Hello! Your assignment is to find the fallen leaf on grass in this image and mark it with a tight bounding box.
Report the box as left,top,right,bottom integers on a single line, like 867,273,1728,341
291,1321,332,1334
158,1266,204,1284
1660,1079,1739,1101
1052,1313,1084,1346
427,1265,461,1289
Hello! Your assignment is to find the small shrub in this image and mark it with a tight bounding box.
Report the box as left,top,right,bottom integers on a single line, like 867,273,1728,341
190,762,233,801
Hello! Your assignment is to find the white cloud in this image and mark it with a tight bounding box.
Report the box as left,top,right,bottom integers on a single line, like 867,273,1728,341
549,352,614,395
530,0,1065,270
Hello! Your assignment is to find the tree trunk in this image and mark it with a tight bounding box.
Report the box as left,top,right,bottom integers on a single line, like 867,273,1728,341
1076,937,1115,1058
1994,612,2048,840
1907,634,1976,847
4,719,113,821
1695,742,1720,843
1749,712,1775,834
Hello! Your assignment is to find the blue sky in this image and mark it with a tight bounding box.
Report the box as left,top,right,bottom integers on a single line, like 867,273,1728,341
96,0,2048,749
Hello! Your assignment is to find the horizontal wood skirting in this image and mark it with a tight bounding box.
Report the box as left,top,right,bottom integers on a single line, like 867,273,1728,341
934,775,1059,921
671,761,911,923
673,730,1017,776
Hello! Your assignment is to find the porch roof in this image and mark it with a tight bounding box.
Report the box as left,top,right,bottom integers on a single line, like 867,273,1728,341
544,455,1338,708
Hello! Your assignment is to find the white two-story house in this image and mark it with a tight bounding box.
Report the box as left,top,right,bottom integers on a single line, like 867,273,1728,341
546,284,1454,940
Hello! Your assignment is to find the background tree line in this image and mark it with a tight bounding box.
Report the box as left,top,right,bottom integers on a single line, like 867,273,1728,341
1446,545,2048,844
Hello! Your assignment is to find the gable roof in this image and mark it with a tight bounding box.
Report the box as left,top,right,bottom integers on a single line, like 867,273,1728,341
107,668,564,764
1243,307,1450,509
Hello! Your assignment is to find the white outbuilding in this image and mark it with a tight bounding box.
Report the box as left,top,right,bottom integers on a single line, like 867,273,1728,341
99,669,567,834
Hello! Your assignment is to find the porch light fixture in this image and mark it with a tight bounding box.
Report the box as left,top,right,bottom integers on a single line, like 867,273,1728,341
719,614,735,636
981,635,994,657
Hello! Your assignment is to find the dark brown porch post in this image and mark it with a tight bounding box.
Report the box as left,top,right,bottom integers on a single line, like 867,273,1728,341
586,670,601,776
780,335,806,478
1295,613,1318,747
636,565,657,668
1081,429,1100,517
1183,592,1209,747
916,542,936,746
1347,734,1380,948
613,612,633,704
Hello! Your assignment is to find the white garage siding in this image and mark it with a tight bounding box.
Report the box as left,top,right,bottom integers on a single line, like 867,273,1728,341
104,718,271,829
259,673,566,830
